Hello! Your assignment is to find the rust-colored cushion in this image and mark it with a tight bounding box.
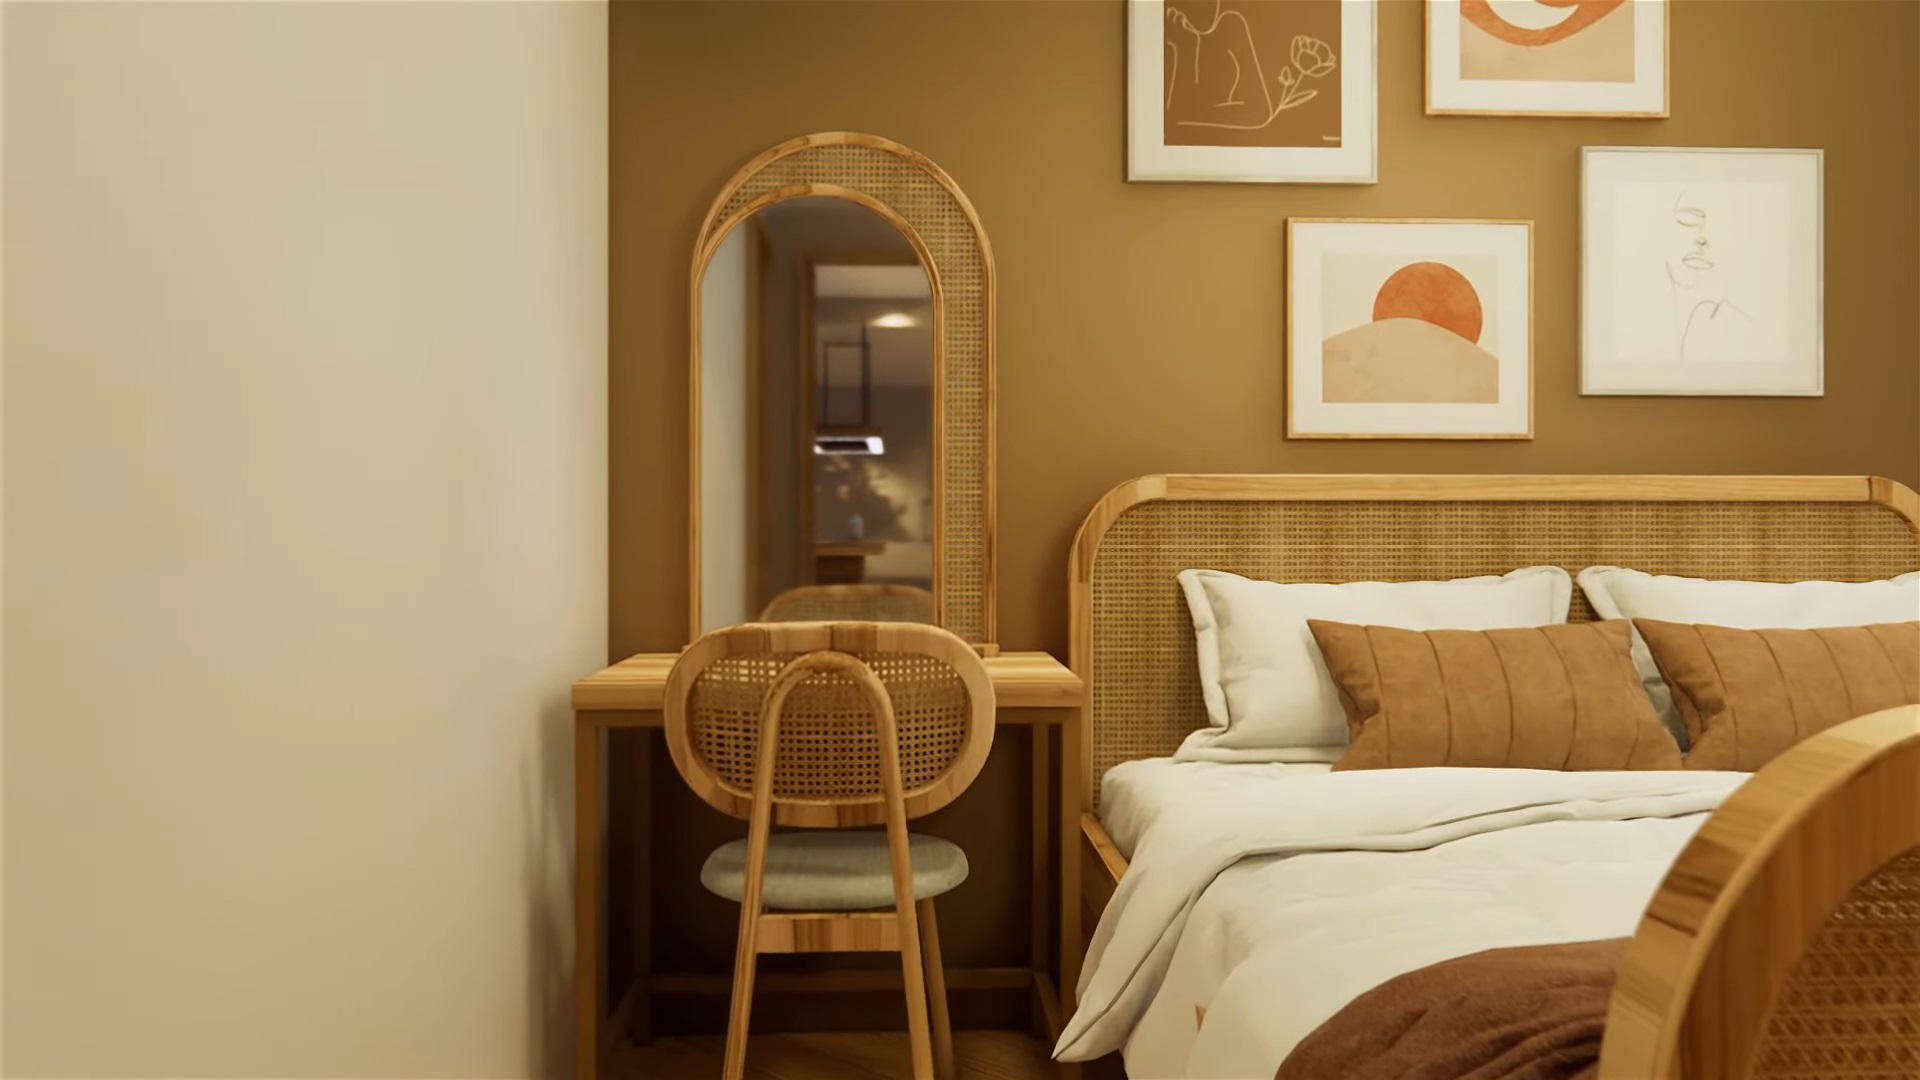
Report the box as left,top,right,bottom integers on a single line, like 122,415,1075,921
1634,619,1920,772
1308,620,1682,771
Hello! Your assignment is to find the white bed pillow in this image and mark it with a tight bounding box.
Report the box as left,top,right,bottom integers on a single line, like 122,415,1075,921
1577,566,1920,746
1175,566,1573,763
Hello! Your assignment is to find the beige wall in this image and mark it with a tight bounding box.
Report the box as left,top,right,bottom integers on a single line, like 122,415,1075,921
4,3,606,1077
612,0,1920,1030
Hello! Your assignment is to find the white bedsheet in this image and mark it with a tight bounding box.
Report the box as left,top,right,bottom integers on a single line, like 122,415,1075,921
1057,767,1746,1079
1100,759,1332,858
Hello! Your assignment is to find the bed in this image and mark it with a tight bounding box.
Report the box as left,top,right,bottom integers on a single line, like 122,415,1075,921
1056,474,1920,1079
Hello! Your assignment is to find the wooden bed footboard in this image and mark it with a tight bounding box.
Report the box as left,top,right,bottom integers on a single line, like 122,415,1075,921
1600,704,1920,1079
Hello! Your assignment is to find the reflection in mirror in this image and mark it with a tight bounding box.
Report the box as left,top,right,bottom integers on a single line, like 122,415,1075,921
698,197,935,632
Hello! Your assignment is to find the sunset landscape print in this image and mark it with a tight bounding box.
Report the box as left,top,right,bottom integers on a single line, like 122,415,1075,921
1288,218,1532,439
1321,256,1500,403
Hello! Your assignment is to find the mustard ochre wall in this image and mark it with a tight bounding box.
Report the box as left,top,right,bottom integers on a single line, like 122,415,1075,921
610,0,1920,1028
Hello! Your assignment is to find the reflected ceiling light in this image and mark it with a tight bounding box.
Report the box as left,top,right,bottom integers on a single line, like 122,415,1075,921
870,312,916,328
812,432,886,455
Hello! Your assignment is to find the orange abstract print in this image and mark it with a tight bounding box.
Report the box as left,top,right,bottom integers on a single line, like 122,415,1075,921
1460,0,1627,47
1459,0,1635,83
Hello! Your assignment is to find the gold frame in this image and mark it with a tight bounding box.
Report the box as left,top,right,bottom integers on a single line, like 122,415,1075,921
1422,0,1671,119
1285,216,1535,440
688,132,998,647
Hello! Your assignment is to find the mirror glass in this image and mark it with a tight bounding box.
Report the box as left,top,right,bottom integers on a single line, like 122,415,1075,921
698,197,936,632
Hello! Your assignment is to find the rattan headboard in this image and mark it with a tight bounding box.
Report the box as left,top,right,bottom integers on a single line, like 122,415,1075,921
1069,475,1920,809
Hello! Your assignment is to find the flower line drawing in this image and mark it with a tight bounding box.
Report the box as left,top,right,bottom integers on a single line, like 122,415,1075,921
1278,37,1336,113
1164,0,1337,131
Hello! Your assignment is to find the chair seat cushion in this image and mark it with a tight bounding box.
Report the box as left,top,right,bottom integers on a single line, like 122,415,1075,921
699,831,969,911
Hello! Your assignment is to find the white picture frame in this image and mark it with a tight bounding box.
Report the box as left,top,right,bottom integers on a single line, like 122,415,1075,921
1580,147,1824,397
1287,218,1533,439
1129,0,1377,184
1426,0,1666,118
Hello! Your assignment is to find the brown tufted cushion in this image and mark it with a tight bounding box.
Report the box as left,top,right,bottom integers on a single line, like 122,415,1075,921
1635,619,1920,772
1309,620,1682,772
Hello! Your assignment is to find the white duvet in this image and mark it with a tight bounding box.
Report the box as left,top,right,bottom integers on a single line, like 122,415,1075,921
1055,767,1747,1079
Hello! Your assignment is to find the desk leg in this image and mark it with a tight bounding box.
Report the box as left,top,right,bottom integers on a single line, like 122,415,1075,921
1057,708,1084,1080
631,732,653,1044
574,718,602,1080
1060,706,1083,1013
1030,721,1051,1037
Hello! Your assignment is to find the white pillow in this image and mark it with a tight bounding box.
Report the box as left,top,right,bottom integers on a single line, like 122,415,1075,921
1577,567,1920,746
1175,566,1574,763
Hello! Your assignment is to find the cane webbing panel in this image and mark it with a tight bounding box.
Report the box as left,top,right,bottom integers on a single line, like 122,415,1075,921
760,585,935,624
687,651,973,815
1753,845,1920,1078
704,140,990,643
1087,498,1919,808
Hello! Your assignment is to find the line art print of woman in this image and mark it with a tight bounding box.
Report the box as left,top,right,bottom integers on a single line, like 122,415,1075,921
1162,0,1338,147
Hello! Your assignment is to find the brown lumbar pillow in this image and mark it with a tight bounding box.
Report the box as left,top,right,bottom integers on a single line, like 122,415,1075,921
1307,620,1681,772
1633,619,1920,772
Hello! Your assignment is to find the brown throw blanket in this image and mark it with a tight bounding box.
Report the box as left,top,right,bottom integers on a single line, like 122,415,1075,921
1274,938,1627,1080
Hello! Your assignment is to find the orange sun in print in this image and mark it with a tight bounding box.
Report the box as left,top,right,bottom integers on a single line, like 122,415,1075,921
1371,261,1484,344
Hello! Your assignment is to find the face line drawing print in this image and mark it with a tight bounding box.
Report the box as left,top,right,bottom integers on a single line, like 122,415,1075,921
1664,190,1751,362
1164,0,1336,131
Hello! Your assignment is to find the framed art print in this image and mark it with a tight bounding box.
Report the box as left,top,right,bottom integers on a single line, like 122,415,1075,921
1130,0,1377,183
1287,218,1533,439
1581,147,1823,396
1426,0,1666,117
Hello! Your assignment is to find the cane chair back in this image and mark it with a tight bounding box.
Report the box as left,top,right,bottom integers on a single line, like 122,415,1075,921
759,584,937,624
664,622,994,828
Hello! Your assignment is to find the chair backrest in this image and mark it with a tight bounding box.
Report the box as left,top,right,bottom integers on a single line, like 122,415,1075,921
758,584,936,624
1600,705,1920,1079
663,622,995,828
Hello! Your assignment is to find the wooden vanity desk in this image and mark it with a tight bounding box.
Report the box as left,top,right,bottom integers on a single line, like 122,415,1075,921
582,131,1065,1077
572,648,1084,1079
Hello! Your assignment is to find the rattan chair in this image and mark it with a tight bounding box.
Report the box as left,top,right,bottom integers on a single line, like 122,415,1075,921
663,622,995,1080
758,583,936,623
1600,705,1920,1079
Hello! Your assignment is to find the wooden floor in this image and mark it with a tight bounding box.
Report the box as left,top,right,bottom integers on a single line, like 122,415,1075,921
611,1030,1058,1079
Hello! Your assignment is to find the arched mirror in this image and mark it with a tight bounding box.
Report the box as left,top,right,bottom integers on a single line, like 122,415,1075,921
689,133,996,648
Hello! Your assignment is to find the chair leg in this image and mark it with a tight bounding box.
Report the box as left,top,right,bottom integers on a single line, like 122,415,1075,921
721,903,761,1080
917,898,956,1080
895,902,936,1080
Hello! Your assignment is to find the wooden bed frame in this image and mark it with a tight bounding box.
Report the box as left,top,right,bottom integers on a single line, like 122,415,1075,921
1060,474,1920,1077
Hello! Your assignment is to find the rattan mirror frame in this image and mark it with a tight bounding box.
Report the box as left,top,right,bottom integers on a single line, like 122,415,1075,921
688,132,997,647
